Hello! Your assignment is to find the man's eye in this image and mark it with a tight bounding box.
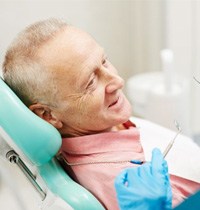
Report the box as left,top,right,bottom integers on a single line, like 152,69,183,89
102,58,107,66
88,78,94,87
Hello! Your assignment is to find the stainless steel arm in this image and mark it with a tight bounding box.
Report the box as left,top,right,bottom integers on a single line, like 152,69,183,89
6,150,46,200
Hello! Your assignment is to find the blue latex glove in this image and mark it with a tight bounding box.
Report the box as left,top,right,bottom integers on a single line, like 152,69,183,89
115,148,172,210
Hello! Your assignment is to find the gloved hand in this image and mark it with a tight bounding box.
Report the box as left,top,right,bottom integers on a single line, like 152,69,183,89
114,148,172,210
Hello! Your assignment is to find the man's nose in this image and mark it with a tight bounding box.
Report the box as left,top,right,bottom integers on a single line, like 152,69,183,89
105,73,124,94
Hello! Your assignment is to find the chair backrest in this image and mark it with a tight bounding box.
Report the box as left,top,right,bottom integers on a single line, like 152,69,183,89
0,78,61,166
0,78,105,210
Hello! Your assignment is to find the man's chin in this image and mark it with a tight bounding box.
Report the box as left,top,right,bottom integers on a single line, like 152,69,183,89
121,103,132,121
113,113,132,126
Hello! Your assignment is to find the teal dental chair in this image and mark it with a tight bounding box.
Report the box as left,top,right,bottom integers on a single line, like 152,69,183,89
0,78,105,210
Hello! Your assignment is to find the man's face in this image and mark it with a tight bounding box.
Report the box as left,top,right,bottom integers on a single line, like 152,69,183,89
38,27,132,136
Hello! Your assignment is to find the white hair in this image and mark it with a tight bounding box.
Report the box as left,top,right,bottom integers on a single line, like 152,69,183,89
2,18,68,106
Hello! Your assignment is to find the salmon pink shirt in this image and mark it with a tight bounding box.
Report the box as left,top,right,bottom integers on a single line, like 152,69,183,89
59,121,200,210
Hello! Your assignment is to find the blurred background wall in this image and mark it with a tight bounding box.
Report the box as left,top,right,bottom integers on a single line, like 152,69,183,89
0,0,200,138
0,0,163,80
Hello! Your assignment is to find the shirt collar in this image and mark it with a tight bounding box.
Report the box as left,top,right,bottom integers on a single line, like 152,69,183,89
60,121,141,155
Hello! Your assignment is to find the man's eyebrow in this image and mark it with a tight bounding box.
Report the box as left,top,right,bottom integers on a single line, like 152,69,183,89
79,64,97,89
79,48,105,88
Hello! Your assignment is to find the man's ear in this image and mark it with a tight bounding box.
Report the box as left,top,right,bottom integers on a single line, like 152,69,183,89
29,103,63,129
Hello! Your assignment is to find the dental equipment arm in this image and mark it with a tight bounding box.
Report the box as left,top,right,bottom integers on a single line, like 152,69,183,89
115,148,172,210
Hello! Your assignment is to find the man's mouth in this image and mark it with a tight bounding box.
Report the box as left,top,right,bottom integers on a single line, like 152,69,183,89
108,97,119,108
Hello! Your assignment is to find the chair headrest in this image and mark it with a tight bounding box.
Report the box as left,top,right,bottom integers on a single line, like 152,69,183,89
0,78,62,166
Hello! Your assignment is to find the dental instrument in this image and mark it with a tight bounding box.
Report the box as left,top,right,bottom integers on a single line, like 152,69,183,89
163,120,182,158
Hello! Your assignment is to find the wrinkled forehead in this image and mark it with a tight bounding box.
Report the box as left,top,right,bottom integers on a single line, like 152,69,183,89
38,26,102,67
37,26,103,91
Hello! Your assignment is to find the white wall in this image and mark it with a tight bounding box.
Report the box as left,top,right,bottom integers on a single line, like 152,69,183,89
130,0,163,74
0,0,163,79
191,0,200,135
0,0,133,80
164,0,200,135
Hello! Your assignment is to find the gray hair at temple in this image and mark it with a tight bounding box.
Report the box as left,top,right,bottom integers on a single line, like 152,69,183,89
2,18,68,107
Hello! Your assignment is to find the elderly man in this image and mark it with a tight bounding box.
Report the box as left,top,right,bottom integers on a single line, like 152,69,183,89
2,18,200,210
